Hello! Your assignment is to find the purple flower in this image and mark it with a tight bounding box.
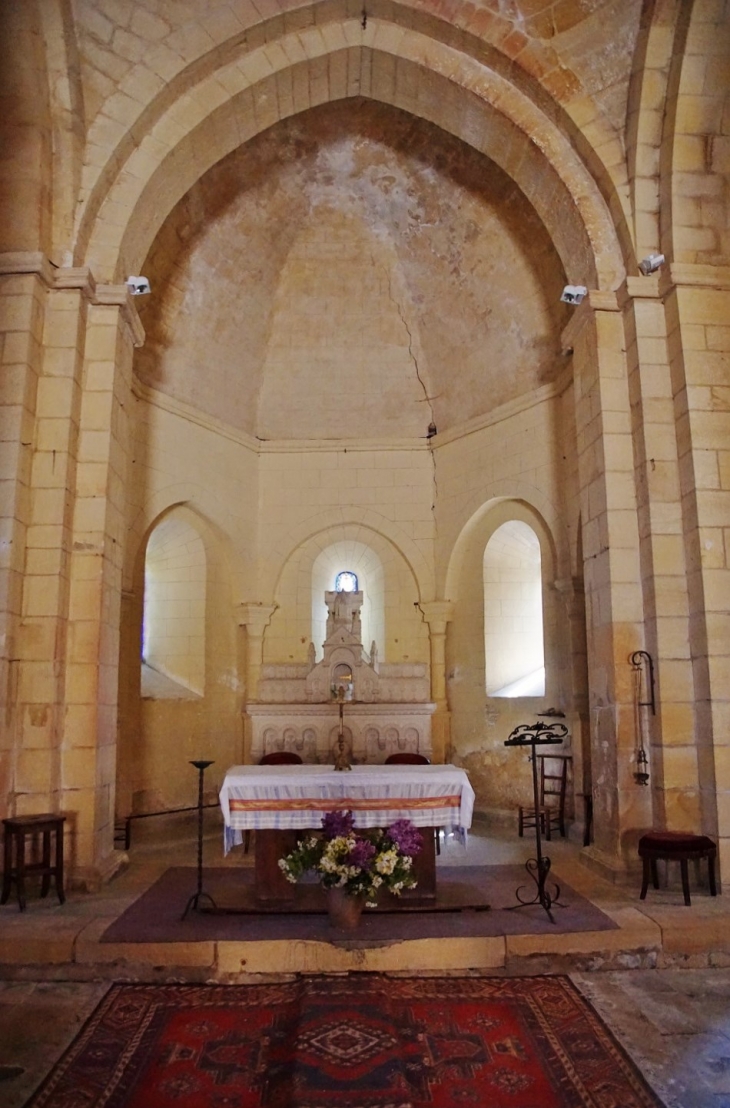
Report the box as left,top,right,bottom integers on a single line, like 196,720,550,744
386,819,423,857
322,810,355,839
349,838,376,870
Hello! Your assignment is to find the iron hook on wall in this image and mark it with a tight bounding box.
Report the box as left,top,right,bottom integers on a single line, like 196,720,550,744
630,650,654,786
630,650,656,715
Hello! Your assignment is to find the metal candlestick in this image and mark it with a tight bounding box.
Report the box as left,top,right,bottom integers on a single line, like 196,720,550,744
182,759,217,919
504,721,568,923
332,688,352,771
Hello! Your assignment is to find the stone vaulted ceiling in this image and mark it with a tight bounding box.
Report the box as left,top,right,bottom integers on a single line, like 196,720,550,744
135,101,568,439
70,0,646,439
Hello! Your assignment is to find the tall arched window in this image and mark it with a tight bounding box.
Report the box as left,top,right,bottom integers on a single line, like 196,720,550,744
311,543,384,660
142,514,205,697
484,520,545,697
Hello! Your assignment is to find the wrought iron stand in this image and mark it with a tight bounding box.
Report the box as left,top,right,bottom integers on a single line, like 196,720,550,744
182,759,218,919
504,721,568,923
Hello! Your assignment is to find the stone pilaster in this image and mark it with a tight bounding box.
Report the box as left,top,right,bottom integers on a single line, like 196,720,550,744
14,268,93,822
0,255,51,813
563,292,651,872
662,263,730,880
621,275,700,834
237,602,277,702
420,600,454,763
59,285,143,887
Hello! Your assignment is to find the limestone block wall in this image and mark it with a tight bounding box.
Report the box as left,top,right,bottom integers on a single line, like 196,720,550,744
434,387,576,819
117,395,258,816
258,445,433,668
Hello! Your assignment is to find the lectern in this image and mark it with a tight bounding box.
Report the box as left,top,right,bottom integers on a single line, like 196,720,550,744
505,721,568,922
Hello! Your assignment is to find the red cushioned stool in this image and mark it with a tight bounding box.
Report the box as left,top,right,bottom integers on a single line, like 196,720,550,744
638,831,717,907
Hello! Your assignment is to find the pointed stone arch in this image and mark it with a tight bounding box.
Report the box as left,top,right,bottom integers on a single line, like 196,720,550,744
76,25,625,293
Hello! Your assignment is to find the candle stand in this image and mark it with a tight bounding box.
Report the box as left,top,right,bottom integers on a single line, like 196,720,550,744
504,721,568,923
332,687,352,771
182,759,218,920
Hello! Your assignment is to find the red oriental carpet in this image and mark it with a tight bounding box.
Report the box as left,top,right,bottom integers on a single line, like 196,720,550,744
24,975,665,1108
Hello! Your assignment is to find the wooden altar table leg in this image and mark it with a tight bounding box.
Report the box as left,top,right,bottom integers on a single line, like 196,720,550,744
401,826,436,900
255,829,299,902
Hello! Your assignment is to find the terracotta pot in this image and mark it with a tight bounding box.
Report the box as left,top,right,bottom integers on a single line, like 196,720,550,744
327,887,365,930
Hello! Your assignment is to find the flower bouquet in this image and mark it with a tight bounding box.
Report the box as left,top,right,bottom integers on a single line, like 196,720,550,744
278,810,423,908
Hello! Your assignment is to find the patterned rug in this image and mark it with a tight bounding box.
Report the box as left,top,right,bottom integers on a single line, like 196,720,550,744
25,976,664,1108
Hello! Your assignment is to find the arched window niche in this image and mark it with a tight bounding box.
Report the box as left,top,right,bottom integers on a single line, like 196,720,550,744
142,513,206,698
484,520,545,698
311,542,384,661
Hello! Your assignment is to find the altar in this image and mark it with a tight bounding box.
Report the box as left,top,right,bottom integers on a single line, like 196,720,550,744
247,585,436,765
219,763,475,904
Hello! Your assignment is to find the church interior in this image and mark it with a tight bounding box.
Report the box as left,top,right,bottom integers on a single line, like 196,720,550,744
1,0,730,1103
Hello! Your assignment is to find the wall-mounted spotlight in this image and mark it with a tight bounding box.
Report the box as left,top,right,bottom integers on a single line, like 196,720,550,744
560,285,587,305
126,275,151,295
638,253,665,276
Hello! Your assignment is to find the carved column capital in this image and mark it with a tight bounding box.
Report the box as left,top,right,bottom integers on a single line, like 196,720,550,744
236,603,277,635
419,600,454,632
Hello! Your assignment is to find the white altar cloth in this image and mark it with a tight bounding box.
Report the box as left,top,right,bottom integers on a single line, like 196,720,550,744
219,764,475,853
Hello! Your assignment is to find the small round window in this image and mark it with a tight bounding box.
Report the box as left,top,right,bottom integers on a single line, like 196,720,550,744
335,571,358,593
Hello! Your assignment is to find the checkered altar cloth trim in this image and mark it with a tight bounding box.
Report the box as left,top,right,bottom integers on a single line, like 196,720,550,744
219,764,475,853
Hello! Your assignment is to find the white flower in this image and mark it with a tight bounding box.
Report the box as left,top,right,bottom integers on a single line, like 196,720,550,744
375,849,397,875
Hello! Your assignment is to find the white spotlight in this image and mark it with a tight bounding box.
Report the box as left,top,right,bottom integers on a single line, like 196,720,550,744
560,285,587,305
126,275,151,295
638,253,665,276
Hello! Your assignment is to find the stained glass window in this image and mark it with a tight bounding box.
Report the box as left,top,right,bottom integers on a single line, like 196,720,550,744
335,571,358,593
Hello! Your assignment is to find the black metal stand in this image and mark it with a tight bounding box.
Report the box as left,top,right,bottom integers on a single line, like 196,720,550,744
505,722,568,923
182,759,217,919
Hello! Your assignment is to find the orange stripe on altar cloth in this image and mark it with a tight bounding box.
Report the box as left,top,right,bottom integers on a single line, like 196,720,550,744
228,795,460,814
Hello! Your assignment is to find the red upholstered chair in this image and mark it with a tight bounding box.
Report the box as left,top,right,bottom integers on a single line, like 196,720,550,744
639,831,717,906
244,751,303,852
384,752,440,852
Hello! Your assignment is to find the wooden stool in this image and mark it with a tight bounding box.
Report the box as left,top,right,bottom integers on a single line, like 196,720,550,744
1,814,66,911
639,831,717,907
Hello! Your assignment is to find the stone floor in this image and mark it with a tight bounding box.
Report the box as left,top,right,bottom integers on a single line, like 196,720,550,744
1,817,729,1106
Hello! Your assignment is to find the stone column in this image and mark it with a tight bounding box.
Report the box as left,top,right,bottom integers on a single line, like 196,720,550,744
237,603,277,698
622,275,699,834
563,293,651,874
12,265,92,825
59,285,143,887
663,263,730,878
0,255,50,813
237,603,277,764
420,600,454,764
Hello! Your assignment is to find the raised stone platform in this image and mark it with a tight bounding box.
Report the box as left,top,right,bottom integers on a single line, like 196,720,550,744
0,824,726,983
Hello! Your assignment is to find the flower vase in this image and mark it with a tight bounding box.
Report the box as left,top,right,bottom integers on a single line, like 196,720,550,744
327,887,365,931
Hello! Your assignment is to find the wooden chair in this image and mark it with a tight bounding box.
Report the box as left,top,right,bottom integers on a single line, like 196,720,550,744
639,831,717,906
518,754,569,841
244,751,303,852
384,752,440,852
1,814,66,911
